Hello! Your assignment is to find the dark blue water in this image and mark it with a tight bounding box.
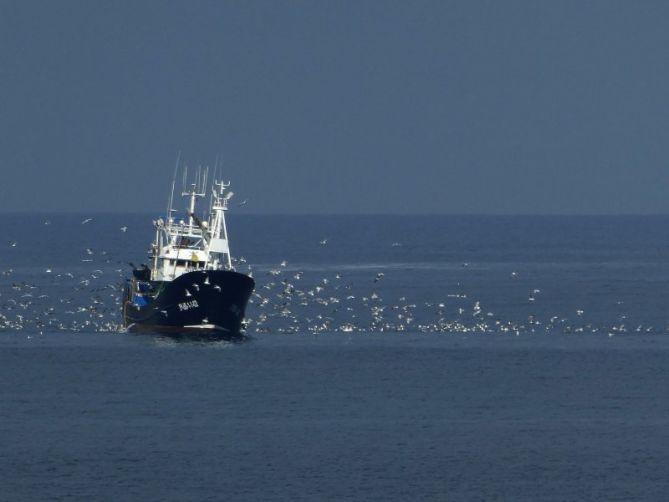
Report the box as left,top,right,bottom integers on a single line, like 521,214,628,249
1,214,669,500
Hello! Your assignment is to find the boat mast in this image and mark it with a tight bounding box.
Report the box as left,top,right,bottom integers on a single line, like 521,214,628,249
167,152,181,222
208,179,233,269
183,167,206,231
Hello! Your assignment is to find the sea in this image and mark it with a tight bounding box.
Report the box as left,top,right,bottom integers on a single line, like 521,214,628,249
1,214,669,501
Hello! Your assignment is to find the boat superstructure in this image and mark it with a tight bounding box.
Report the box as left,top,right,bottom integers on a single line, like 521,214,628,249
122,166,254,335
151,170,233,281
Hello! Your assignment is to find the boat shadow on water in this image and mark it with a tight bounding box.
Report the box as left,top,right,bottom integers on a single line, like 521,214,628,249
127,327,252,345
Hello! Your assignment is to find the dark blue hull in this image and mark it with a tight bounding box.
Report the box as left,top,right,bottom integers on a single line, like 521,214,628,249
122,270,254,336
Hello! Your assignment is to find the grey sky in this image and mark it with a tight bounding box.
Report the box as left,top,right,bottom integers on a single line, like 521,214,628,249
1,0,668,214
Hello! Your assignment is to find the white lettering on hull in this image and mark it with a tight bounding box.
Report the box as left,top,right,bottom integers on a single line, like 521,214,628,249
178,300,199,311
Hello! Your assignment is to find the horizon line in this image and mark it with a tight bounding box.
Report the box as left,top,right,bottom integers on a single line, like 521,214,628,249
1,210,669,217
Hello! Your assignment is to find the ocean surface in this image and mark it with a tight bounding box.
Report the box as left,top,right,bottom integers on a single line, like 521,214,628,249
2,214,669,500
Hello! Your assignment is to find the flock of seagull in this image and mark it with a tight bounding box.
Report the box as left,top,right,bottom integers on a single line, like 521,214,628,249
0,217,653,337
242,263,642,336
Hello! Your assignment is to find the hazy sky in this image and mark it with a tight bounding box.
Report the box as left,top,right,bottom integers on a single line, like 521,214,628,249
1,1,668,214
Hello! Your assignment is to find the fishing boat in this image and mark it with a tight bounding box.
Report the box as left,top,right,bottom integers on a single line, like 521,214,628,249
122,167,254,336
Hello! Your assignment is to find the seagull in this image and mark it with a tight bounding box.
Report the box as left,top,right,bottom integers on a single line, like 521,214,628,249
237,199,248,207
81,218,93,225
120,226,128,232
319,238,328,246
